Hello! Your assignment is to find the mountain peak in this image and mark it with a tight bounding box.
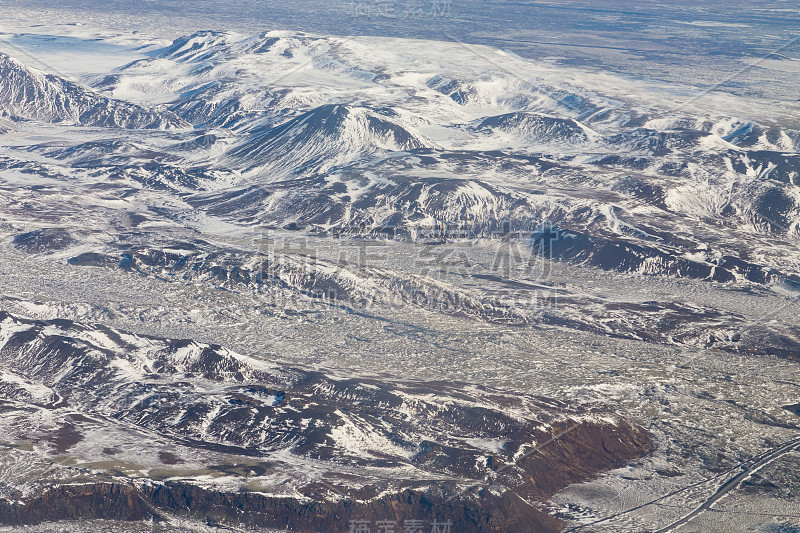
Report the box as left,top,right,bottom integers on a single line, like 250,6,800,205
0,52,187,129
228,103,437,179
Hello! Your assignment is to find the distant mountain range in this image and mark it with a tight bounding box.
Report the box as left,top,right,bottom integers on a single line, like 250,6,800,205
2,31,799,287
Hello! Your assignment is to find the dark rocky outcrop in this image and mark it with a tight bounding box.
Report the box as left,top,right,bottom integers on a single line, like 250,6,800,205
0,311,652,532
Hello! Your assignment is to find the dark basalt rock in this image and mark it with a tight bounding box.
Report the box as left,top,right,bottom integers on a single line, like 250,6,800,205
12,228,73,254
0,483,157,525
532,224,776,284
0,311,652,532
0,482,561,532
0,417,650,532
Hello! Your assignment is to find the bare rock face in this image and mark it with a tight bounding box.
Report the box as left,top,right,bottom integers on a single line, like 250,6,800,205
11,228,74,254
0,484,155,525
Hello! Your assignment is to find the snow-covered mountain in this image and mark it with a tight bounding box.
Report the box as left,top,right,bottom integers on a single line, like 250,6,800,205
0,310,650,531
1,24,800,532
475,111,600,148
2,29,799,288
0,53,187,129
227,104,437,178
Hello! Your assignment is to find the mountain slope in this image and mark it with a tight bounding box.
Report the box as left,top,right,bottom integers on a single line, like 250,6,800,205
0,53,187,129
227,103,437,178
0,310,651,532
475,111,600,148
